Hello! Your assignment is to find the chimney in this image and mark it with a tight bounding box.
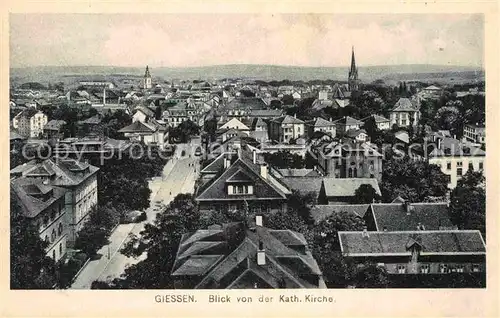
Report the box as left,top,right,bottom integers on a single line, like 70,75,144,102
260,163,268,179
253,149,257,164
223,154,231,169
437,138,442,150
362,226,369,237
404,201,413,215
257,241,266,265
255,215,263,227
294,113,297,118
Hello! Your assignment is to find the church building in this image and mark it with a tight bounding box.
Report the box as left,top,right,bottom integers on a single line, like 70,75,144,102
142,65,152,89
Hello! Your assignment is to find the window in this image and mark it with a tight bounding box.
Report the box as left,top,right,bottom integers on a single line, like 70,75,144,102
58,223,63,236
420,264,430,274
51,229,56,243
455,265,464,273
53,250,56,260
457,168,463,176
468,162,474,171
59,243,63,255
446,162,452,170
479,162,484,170
397,264,406,274
439,264,448,273
457,161,463,167
472,264,480,272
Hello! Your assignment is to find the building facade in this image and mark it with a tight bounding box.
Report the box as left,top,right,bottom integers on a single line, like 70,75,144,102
13,109,48,138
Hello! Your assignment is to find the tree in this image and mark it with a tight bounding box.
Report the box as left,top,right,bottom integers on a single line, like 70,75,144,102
353,184,381,204
281,94,295,106
310,211,365,287
110,194,201,289
434,104,462,136
449,171,486,238
353,263,389,288
10,190,56,289
74,208,111,257
262,151,306,169
381,158,449,202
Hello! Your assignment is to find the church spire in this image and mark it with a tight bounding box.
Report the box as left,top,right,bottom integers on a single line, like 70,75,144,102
350,46,356,75
348,46,359,92
144,65,151,78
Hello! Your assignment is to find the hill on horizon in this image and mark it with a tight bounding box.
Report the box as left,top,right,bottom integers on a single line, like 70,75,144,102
10,64,484,86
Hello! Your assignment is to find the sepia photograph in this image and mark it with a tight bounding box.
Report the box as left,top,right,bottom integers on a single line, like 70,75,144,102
8,12,488,293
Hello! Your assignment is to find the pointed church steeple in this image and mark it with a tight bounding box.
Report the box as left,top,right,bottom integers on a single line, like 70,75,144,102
348,46,359,92
142,65,152,89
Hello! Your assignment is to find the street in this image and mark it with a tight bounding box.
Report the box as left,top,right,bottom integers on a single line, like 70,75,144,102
70,143,200,289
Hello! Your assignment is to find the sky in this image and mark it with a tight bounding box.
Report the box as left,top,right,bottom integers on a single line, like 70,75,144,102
10,14,484,68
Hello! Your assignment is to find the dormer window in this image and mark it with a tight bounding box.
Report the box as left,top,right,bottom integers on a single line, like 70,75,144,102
228,184,253,195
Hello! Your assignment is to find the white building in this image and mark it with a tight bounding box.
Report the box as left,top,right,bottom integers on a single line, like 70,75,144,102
13,109,48,138
427,134,485,188
389,98,420,128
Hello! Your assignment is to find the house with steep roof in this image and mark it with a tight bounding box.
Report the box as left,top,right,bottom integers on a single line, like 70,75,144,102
364,202,455,232
318,178,381,205
248,117,269,143
10,158,99,245
361,114,391,130
220,118,251,132
196,149,291,215
306,117,336,139
338,230,486,274
132,105,155,123
344,128,368,143
118,118,168,149
389,98,420,128
332,116,363,137
11,178,69,262
420,85,443,99
171,220,326,289
268,115,305,143
43,119,67,140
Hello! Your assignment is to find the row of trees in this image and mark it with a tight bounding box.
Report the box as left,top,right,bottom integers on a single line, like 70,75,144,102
91,192,391,289
75,148,168,257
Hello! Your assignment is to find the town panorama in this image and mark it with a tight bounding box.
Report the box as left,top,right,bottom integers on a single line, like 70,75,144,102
10,51,486,289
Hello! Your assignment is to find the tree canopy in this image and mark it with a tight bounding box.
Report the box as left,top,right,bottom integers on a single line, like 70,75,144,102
381,158,448,202
449,171,486,238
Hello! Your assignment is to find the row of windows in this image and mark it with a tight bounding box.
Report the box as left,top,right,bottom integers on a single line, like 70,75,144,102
443,161,483,171
51,242,64,261
394,263,481,274
44,222,64,245
41,202,65,228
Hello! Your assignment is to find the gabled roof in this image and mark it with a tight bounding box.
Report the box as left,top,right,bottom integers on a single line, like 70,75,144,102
250,117,268,130
11,177,67,218
307,117,335,127
196,155,287,201
18,158,99,187
392,98,419,112
44,119,66,131
78,115,102,125
310,204,370,223
332,116,362,126
361,114,389,123
339,230,486,256
369,203,454,231
172,222,325,289
345,128,367,138
220,118,250,130
424,85,442,90
118,120,156,133
271,115,304,125
322,178,381,198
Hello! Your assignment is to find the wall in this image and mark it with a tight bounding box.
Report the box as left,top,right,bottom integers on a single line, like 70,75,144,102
429,156,485,188
36,197,68,262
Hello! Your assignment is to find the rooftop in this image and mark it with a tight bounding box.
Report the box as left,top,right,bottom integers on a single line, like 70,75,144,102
392,98,419,112
339,230,486,256
322,178,381,198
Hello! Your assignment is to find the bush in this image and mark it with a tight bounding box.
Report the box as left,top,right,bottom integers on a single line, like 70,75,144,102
137,212,147,222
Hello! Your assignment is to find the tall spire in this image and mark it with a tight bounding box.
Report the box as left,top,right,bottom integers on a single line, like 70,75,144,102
348,46,359,92
350,46,356,75
145,65,151,78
